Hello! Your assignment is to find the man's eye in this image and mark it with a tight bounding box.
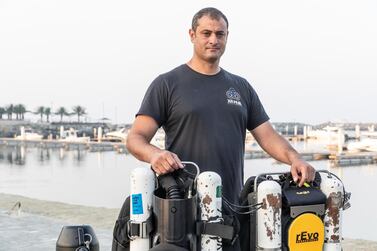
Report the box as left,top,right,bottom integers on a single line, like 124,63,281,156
202,32,211,37
216,33,225,38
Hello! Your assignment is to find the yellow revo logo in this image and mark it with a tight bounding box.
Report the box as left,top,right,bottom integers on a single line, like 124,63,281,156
288,213,324,251
296,231,319,243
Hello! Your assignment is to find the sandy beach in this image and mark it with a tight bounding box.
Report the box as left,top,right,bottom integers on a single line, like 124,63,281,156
0,193,119,229
0,193,376,251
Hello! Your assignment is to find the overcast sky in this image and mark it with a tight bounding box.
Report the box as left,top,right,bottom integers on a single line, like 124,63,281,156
0,0,376,125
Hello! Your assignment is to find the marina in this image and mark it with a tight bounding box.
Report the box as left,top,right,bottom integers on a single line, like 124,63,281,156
3,123,377,167
1,140,377,168
0,138,128,153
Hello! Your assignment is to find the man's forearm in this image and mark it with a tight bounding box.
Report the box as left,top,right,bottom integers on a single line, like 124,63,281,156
284,143,302,164
256,131,301,165
126,133,162,164
271,136,301,164
252,122,302,165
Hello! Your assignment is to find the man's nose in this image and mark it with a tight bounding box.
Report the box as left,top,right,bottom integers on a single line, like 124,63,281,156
208,33,218,45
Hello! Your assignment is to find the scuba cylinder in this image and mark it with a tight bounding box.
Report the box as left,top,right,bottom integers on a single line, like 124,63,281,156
56,225,99,251
319,171,351,251
129,167,155,251
256,179,282,250
197,171,222,251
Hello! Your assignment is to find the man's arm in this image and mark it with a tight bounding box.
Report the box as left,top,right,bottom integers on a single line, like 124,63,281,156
126,115,183,174
251,121,315,186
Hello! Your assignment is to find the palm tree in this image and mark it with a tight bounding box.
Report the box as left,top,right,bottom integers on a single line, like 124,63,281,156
18,104,27,120
13,105,21,120
35,106,45,122
44,107,51,122
5,104,13,120
13,104,27,120
0,107,6,119
72,105,86,123
55,107,68,122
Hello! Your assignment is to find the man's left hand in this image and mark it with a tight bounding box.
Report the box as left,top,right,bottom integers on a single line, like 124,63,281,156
290,158,316,187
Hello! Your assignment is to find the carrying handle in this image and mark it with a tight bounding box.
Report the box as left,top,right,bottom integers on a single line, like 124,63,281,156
253,171,319,192
181,161,200,198
283,173,295,189
181,161,200,179
283,172,321,189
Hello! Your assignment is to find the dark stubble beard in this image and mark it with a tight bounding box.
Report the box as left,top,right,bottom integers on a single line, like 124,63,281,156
204,48,225,64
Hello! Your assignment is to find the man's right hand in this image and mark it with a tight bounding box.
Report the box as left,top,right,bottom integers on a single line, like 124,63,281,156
150,150,184,175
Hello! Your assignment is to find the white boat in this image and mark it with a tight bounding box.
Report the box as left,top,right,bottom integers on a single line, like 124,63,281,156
347,138,377,152
361,131,377,138
15,127,43,140
307,126,346,144
307,126,339,140
105,128,128,142
59,128,90,143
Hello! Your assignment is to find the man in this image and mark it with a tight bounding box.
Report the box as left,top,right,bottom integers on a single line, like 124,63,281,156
125,7,315,250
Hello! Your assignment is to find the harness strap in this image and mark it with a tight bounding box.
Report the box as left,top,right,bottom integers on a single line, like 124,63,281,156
196,221,234,240
127,215,153,239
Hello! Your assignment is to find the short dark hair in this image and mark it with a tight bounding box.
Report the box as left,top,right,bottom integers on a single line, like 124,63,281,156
191,7,229,31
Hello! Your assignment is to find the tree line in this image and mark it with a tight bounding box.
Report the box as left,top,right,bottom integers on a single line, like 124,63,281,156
0,104,87,122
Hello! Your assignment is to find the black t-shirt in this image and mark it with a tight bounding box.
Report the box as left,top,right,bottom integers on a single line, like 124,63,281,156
137,64,269,204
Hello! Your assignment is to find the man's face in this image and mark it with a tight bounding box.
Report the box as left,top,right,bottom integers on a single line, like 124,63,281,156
189,15,228,63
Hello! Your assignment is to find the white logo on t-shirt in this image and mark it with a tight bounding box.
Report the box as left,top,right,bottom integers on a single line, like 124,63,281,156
226,88,242,106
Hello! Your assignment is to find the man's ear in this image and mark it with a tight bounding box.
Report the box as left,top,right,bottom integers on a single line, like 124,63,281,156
189,29,195,43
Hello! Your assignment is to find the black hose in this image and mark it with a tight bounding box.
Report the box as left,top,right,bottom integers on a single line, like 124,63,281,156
167,185,182,199
158,175,183,199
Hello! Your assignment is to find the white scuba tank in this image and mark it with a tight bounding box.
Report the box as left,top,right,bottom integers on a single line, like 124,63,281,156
197,171,222,251
130,167,155,251
320,172,344,251
257,180,282,250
